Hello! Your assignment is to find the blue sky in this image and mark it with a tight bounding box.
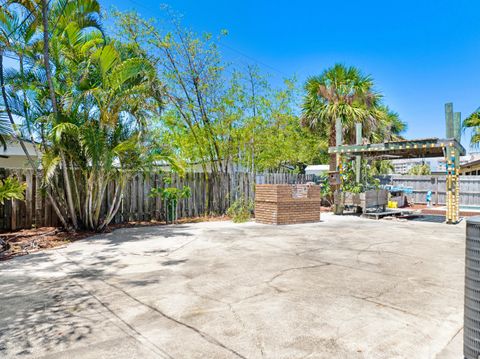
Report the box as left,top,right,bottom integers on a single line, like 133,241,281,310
102,0,480,151
8,0,480,151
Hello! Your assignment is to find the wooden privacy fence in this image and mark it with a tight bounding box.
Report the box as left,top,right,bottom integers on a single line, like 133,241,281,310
379,175,480,206
0,169,314,231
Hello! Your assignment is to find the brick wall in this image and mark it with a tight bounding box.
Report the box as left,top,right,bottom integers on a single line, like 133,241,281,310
255,184,321,225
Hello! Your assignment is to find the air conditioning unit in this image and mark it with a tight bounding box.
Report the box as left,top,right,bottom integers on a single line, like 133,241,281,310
465,217,480,359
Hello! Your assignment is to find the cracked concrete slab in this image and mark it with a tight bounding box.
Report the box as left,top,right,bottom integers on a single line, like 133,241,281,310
0,213,465,358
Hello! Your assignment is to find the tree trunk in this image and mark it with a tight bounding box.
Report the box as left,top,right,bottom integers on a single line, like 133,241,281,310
329,124,337,172
41,0,58,114
41,0,78,229
0,50,69,228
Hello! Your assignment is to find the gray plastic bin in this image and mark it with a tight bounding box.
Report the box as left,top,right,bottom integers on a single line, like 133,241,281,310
465,216,480,359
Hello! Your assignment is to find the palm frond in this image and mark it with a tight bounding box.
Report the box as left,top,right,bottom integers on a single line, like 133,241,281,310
41,151,61,185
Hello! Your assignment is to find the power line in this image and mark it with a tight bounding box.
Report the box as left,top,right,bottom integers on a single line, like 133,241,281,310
52,0,69,34
1,0,56,63
5,5,36,39
2,0,53,42
216,41,287,77
3,53,19,61
124,0,287,77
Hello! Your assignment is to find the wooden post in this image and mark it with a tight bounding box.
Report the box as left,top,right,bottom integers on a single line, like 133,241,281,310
446,151,453,223
334,118,344,215
454,147,460,222
454,112,461,222
454,112,461,142
355,122,362,184
335,118,343,171
445,103,454,138
445,103,460,224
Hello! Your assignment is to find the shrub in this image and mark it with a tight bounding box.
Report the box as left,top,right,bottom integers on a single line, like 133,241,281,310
227,198,254,223
0,177,27,204
150,184,191,223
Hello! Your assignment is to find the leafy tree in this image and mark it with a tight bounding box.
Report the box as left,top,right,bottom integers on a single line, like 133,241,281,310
370,160,394,175
408,164,431,175
111,10,329,175
150,179,191,224
1,1,171,231
1,0,104,229
340,159,380,193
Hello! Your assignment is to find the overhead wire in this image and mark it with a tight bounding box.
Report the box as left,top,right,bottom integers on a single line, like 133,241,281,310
124,0,286,77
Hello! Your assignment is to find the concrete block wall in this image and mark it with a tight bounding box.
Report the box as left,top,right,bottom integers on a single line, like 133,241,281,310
255,184,321,225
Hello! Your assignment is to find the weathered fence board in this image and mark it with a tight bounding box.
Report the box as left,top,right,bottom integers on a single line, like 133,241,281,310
0,170,314,231
379,175,480,206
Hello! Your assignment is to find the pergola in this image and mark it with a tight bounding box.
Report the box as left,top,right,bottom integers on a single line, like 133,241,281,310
328,138,464,159
328,103,466,224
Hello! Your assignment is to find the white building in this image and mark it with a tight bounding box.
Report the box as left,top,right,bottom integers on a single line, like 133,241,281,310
391,158,428,174
0,139,41,169
390,153,480,174
305,164,329,176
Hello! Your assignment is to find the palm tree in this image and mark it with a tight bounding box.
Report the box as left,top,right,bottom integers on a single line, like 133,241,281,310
301,64,384,170
371,106,407,143
0,7,34,148
48,36,165,230
463,109,480,145
1,0,107,230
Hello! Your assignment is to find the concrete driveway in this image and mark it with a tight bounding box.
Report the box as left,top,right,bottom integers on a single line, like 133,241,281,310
0,214,465,359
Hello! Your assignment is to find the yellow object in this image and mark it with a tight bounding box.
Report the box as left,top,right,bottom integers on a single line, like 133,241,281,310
388,201,398,209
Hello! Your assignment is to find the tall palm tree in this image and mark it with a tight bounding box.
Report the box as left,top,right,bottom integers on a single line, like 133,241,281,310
301,64,384,170
49,36,164,230
0,7,37,151
463,109,480,146
371,105,406,143
1,0,103,229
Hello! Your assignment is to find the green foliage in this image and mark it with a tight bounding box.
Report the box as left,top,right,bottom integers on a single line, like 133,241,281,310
150,185,191,202
0,1,171,230
463,110,480,145
111,11,327,174
319,176,333,206
0,2,408,231
341,160,380,193
301,64,407,169
0,176,27,204
408,164,431,175
150,183,191,223
227,198,254,223
370,160,394,175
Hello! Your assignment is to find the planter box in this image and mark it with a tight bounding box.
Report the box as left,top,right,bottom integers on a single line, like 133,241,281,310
334,189,388,213
255,184,321,225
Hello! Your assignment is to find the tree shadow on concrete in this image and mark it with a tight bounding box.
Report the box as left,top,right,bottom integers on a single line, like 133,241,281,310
0,224,198,357
0,251,128,357
0,275,98,357
84,225,195,247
